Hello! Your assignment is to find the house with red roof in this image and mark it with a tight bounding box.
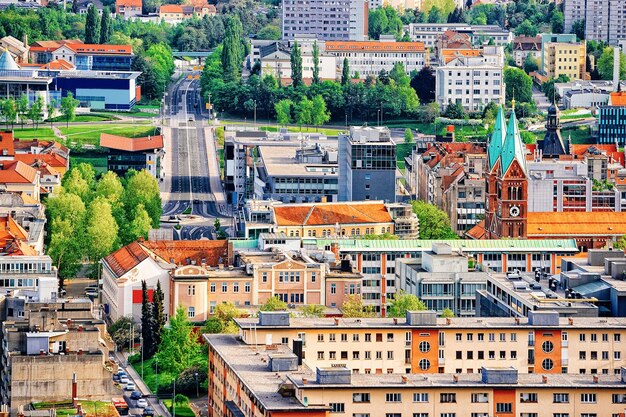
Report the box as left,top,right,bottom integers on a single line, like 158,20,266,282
29,40,133,71
159,1,216,23
99,133,164,179
115,0,142,18
0,161,41,202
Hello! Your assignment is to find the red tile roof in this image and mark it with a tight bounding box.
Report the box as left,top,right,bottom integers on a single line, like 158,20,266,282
0,131,15,157
325,41,425,53
40,59,75,70
14,153,68,169
527,212,626,237
465,219,487,239
29,40,83,53
142,240,229,267
0,161,37,184
116,0,142,7
100,133,164,152
160,4,183,13
273,202,393,227
103,241,149,278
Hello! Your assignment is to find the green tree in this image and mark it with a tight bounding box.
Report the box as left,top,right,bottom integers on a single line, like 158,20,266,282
387,291,426,318
0,99,15,129
95,171,124,205
99,8,112,44
312,41,320,85
410,66,436,103
341,57,350,86
443,101,466,119
47,99,57,128
551,10,564,34
155,306,201,374
275,99,293,125
404,128,414,143
441,308,455,318
27,95,44,129
127,203,152,242
410,200,458,239
597,47,626,80
204,302,246,334
48,217,84,286
108,316,136,351
300,304,325,317
152,280,166,350
290,41,303,88
342,294,375,318
369,8,389,39
514,19,538,37
85,4,100,44
62,169,91,201
16,95,28,129
256,25,281,40
523,54,538,73
140,280,155,358
572,20,585,40
295,97,313,130
504,67,533,104
260,296,287,311
84,197,119,262
124,170,162,228
311,95,330,130
60,92,79,128
427,6,442,23
221,15,244,82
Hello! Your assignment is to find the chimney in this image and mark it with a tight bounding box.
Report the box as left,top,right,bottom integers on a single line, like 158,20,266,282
542,375,548,384
401,375,408,384
330,242,340,264
515,317,520,325
334,318,339,326
72,373,77,405
568,317,574,325
453,374,458,383
302,378,308,385
614,47,622,92
446,318,452,325
393,318,398,325
593,375,599,383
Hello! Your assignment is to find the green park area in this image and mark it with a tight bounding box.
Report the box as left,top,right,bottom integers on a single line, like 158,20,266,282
60,123,158,148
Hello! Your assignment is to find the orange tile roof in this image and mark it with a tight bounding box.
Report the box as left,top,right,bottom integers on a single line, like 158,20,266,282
40,59,75,70
116,0,142,7
160,4,183,13
100,133,164,152
0,131,15,157
466,219,487,239
142,240,229,267
273,202,393,227
14,153,68,169
325,41,425,53
527,212,626,237
441,48,481,63
610,92,626,106
0,161,37,184
0,214,34,256
103,241,150,278
29,40,83,53
14,139,69,156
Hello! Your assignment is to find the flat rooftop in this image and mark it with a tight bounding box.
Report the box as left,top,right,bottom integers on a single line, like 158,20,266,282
235,315,625,329
258,145,337,178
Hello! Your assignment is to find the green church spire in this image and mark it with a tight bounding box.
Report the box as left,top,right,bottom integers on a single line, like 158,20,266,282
501,110,527,175
487,105,506,170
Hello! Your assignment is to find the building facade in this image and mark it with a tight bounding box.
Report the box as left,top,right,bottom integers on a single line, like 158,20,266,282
599,92,626,145
100,133,163,179
540,34,586,80
564,0,626,45
513,35,541,67
282,0,368,41
338,126,397,203
405,23,513,47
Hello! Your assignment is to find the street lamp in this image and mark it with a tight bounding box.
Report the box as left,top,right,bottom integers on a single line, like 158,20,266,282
128,323,133,356
253,100,257,128
194,373,199,398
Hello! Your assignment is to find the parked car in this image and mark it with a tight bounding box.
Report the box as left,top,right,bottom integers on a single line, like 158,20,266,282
119,376,129,384
143,407,154,416
85,289,98,298
136,399,148,408
125,382,136,391
130,391,142,400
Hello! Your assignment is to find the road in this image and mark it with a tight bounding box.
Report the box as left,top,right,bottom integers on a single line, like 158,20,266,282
159,71,228,240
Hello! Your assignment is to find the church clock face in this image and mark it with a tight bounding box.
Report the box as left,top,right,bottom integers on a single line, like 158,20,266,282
509,205,520,217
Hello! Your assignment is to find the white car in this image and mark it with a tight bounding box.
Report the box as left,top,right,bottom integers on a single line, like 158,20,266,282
125,382,136,391
119,376,129,384
136,399,148,408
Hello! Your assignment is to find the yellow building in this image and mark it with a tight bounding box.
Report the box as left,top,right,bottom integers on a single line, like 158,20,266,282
207,330,626,417
235,311,626,376
542,41,586,80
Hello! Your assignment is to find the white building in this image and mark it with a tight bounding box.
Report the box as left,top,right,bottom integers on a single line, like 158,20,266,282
435,46,505,111
258,38,336,82
282,0,368,41
367,0,420,10
405,23,513,48
556,80,617,109
0,256,58,302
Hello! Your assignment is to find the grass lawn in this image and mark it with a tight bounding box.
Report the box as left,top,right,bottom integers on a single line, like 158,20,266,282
101,110,157,119
136,104,161,110
60,124,158,147
48,114,120,123
71,155,108,174
11,127,58,141
77,401,115,415
131,357,176,394
163,399,195,417
257,125,346,136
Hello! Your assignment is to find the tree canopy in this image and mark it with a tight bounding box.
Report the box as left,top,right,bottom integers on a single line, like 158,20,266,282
387,291,427,318
410,200,458,239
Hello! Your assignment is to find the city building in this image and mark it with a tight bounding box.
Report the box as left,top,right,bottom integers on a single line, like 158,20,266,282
101,239,230,322
395,243,488,316
0,161,41,203
540,34,587,80
282,0,368,41
564,0,626,45
513,35,541,67
0,298,116,414
598,92,626,145
0,192,46,255
115,0,142,18
405,23,513,47
338,126,397,203
29,40,133,71
435,46,505,111
0,36,28,64
159,2,216,24
100,133,164,179
327,37,427,78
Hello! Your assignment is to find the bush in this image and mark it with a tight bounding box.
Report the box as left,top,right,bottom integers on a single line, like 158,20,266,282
128,353,141,364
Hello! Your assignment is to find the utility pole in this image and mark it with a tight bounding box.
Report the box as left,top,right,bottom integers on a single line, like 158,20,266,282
253,100,257,128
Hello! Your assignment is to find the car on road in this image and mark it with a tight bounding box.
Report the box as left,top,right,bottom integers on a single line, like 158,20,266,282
136,399,148,408
59,288,67,297
143,407,154,416
125,382,136,391
85,289,98,298
119,376,129,384
130,391,142,400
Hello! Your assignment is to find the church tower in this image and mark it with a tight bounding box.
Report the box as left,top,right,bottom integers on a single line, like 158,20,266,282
538,101,569,157
484,105,528,239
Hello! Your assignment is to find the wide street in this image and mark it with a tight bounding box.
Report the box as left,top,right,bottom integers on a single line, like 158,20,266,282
160,68,229,240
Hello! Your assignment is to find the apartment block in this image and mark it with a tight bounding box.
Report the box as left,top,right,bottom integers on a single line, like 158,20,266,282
599,92,626,145
435,46,505,111
540,34,587,80
338,126,397,203
564,0,626,45
281,0,368,41
257,38,336,83
395,243,488,316
233,311,626,376
405,23,513,47
513,35,541,67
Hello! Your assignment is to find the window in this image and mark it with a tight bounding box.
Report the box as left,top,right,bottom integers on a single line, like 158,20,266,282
542,358,554,371
591,333,597,342
413,414,428,417
542,341,554,353
440,393,456,403
615,334,621,342
353,393,370,403
187,285,195,296
365,351,371,359
318,334,324,342
365,333,371,342
477,333,484,341
580,334,586,342
471,393,488,403
440,414,456,417
455,333,462,341
187,306,195,318
262,272,267,283
612,393,626,403
387,333,394,342
221,282,227,292
387,351,394,360
386,414,401,417
553,414,569,417
376,351,382,359
331,284,337,294
233,282,239,293
330,334,336,342
580,393,596,403
353,334,359,342
419,341,430,352
580,414,597,417
615,352,621,360
353,351,360,359
553,393,569,403
244,282,250,293
317,351,324,360
329,351,336,359
456,351,462,360
330,403,345,413
210,283,216,293
341,334,348,342
496,403,512,413
419,359,430,370
520,393,538,403
413,393,428,402
386,393,402,402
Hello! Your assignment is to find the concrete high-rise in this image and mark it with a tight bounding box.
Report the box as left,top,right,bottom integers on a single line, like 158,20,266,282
281,0,368,41
564,0,626,45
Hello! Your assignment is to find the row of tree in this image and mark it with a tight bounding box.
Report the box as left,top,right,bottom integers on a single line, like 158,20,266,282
0,93,79,130
47,166,162,283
